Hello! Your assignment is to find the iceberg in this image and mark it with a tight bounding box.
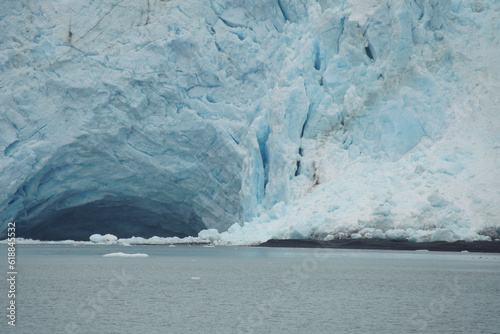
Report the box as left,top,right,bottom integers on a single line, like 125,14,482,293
102,252,149,258
0,0,499,243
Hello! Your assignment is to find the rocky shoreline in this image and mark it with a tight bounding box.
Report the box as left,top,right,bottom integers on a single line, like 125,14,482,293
258,238,500,253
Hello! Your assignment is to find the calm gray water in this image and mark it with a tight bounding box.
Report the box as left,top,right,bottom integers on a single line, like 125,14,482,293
1,244,499,334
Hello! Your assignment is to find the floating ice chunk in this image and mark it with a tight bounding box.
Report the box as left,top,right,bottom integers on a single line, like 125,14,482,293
337,233,348,239
408,230,433,243
0,238,91,245
404,227,493,243
385,229,407,241
405,228,417,237
430,229,460,242
446,226,491,242
372,229,386,239
351,233,362,239
90,234,118,244
102,252,149,258
198,228,220,242
324,234,335,241
358,228,375,236
117,236,204,245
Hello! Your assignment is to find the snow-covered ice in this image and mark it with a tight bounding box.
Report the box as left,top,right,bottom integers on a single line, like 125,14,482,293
90,233,118,244
0,0,498,244
102,252,149,258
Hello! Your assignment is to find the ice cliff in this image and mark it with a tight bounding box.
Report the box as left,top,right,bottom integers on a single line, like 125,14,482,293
0,0,499,242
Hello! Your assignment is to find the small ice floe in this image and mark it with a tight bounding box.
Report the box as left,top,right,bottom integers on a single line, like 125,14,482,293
323,234,335,241
102,252,149,258
191,277,200,280
90,234,118,244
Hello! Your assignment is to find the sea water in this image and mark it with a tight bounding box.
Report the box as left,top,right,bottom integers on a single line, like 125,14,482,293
1,244,499,334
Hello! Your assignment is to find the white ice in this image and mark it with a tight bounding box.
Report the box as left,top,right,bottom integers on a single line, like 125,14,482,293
102,252,149,258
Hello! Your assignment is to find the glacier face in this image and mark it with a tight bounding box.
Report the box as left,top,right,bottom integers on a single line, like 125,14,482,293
0,0,499,241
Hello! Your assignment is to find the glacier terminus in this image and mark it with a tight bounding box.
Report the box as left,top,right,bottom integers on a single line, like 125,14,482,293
0,0,499,244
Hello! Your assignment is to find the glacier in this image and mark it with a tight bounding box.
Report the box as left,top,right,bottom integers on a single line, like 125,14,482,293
0,0,499,243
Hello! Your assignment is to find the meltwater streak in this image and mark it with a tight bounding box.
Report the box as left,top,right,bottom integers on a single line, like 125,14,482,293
0,244,499,334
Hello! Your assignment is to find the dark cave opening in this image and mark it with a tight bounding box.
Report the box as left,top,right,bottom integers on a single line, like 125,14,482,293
11,197,207,241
